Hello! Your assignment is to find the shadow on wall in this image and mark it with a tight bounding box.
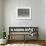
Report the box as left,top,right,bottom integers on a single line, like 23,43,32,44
0,31,3,39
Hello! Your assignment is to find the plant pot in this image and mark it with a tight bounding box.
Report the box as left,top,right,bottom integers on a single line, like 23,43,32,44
0,39,7,44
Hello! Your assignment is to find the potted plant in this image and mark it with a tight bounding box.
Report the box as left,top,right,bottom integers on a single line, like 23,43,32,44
0,32,7,44
0,26,7,44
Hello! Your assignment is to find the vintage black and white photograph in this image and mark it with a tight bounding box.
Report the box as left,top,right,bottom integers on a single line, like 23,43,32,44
16,7,31,19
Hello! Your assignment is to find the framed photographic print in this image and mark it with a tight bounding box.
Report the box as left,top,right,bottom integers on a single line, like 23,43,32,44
16,7,32,19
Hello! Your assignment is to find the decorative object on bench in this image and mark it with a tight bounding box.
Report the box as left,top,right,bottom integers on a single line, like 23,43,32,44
9,27,38,40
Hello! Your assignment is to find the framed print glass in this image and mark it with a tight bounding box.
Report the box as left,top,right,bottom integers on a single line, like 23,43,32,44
16,7,32,19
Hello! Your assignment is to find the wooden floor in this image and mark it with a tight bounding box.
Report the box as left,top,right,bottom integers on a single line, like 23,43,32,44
8,40,46,46
0,40,46,46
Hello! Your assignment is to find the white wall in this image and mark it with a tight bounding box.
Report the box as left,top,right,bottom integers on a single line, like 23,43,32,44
31,0,45,40
3,0,45,40
0,0,3,38
45,0,46,40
